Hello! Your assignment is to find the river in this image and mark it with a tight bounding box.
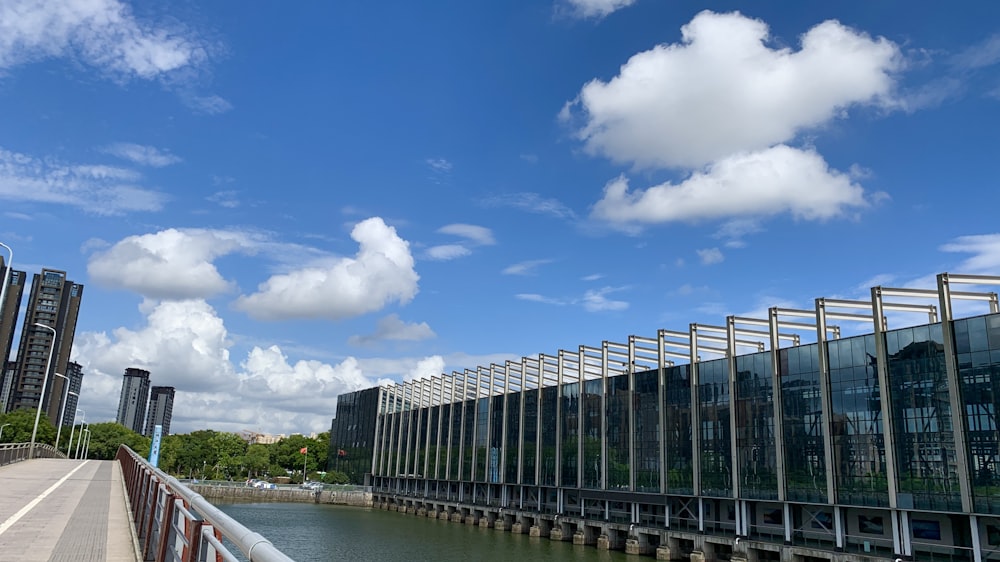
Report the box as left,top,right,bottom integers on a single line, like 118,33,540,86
215,502,631,562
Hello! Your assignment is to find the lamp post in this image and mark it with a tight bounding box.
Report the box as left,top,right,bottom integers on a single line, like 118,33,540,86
67,409,84,459
0,422,10,442
29,322,57,459
58,389,78,453
77,427,88,459
0,243,12,326
82,428,91,459
52,373,71,452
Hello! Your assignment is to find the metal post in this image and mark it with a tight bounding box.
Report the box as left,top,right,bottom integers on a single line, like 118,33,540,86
29,322,57,459
53,373,68,451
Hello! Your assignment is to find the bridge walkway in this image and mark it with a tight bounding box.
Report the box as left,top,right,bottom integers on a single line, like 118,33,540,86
0,458,139,561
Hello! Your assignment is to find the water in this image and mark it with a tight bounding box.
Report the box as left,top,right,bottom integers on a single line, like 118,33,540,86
215,502,631,562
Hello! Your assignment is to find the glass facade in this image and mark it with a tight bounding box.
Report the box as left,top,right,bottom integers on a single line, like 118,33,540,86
780,343,827,502
956,314,1000,514
699,358,732,497
829,334,889,507
735,351,777,500
363,301,1000,560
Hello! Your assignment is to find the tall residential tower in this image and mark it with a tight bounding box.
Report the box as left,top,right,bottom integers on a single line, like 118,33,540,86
8,269,83,423
116,368,150,434
0,257,25,411
144,386,175,437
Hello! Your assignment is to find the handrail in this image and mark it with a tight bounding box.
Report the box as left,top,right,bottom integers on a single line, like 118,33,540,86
116,445,296,562
0,442,64,465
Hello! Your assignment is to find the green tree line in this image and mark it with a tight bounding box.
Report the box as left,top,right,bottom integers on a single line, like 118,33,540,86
0,413,347,484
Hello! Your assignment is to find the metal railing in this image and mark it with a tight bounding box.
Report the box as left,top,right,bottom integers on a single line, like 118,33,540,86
116,445,296,562
0,442,63,466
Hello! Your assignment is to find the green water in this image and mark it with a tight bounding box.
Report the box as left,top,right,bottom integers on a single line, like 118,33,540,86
216,502,631,562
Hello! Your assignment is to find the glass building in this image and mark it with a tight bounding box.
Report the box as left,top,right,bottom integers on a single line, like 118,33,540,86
341,273,1000,562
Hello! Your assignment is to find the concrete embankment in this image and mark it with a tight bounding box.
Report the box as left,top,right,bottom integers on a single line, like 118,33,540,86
190,484,373,507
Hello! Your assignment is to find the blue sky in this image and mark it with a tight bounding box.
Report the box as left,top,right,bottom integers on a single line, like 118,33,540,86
2,0,1000,435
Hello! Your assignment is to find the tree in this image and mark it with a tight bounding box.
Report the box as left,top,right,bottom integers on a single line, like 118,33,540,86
208,432,248,479
86,422,150,460
244,444,270,478
0,409,56,445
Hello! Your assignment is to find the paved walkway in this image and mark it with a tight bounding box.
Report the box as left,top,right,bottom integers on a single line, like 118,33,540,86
0,458,139,561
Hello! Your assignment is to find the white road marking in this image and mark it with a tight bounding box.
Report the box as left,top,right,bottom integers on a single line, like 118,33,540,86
0,460,90,536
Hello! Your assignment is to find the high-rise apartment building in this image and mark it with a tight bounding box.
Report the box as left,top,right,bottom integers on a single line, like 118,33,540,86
0,257,26,412
144,386,175,437
8,269,84,424
117,368,150,434
62,361,84,427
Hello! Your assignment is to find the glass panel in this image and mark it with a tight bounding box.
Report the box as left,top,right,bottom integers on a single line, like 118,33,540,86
829,334,889,507
665,364,693,494
488,394,504,483
522,390,538,485
607,374,630,489
634,369,660,492
461,399,475,481
780,344,827,503
582,378,603,489
889,323,961,511
699,358,732,497
449,402,462,480
414,407,428,477
505,391,521,483
561,382,580,487
540,387,558,486
475,396,489,482
735,351,777,500
958,314,1000,514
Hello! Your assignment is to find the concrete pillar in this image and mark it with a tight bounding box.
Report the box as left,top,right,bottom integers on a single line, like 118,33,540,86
529,520,551,538
626,533,652,555
655,545,678,561
494,518,507,531
464,514,478,525
427,509,437,518
689,552,706,562
450,512,463,522
550,525,566,541
417,507,427,517
511,521,526,534
597,534,611,550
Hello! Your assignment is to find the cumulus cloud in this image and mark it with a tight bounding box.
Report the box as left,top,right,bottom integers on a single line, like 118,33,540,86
88,228,255,299
590,145,869,226
563,0,636,19
72,299,383,434
564,10,900,169
348,314,436,347
102,142,180,167
235,217,419,321
404,355,446,382
0,0,209,80
0,147,166,214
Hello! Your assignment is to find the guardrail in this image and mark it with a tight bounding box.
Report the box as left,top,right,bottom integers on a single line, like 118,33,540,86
0,442,63,466
116,445,296,562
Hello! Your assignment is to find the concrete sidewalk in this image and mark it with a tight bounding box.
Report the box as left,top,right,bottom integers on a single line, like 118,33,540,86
0,458,139,561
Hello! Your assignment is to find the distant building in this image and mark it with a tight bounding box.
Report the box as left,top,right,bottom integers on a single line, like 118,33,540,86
0,258,26,411
116,368,150,434
8,269,84,425
144,386,175,437
327,386,380,484
62,361,84,427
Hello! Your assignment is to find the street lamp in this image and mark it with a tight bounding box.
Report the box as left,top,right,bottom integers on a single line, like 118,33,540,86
82,428,91,459
67,409,84,459
77,427,89,459
29,322,57,459
0,422,10,442
52,373,72,452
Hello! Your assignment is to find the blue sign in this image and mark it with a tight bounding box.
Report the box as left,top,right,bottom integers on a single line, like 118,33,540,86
149,425,163,467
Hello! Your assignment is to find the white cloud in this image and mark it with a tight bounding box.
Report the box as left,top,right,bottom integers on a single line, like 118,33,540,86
502,259,552,276
564,10,900,168
72,299,382,434
564,0,636,19
182,93,233,115
88,228,254,299
235,217,419,321
582,286,629,312
481,192,578,221
102,142,181,167
426,158,452,172
438,223,496,246
403,356,446,382
207,190,240,208
697,247,724,265
941,234,1000,273
348,314,436,347
590,145,869,226
425,244,471,261
0,0,209,80
0,147,166,214
425,223,496,261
